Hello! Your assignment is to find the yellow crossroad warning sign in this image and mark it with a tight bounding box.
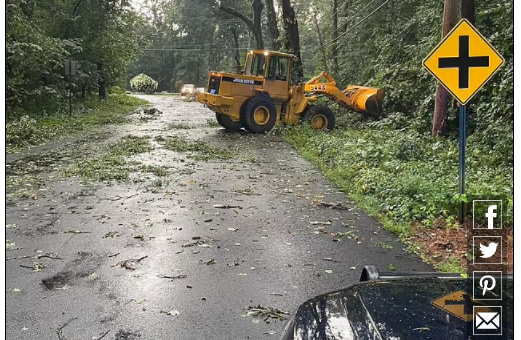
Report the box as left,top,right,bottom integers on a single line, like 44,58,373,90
432,290,491,322
423,19,505,105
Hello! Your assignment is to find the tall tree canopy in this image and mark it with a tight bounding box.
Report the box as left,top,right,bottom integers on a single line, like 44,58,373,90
7,0,513,168
6,0,146,118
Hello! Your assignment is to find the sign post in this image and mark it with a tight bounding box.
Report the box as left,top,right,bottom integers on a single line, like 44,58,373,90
65,60,77,118
422,19,505,223
459,104,466,220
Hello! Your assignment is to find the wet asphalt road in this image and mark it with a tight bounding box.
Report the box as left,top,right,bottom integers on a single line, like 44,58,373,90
5,95,432,340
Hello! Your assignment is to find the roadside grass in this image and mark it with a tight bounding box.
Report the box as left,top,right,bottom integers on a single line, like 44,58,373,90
434,256,465,273
65,135,153,182
6,94,148,153
282,125,513,272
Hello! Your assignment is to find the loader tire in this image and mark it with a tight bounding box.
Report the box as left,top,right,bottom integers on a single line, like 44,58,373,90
305,105,335,131
241,96,277,134
216,113,243,132
239,98,253,132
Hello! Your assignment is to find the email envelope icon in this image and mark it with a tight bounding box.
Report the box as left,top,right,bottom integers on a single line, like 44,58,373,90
476,312,500,330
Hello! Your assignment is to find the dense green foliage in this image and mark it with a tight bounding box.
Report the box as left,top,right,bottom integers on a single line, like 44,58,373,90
130,74,158,93
332,0,512,151
285,0,513,227
6,0,146,120
299,0,512,143
6,94,147,153
284,126,513,227
6,0,513,228
128,0,254,91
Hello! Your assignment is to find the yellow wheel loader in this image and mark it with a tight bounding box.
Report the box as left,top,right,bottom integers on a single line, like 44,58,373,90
198,49,384,133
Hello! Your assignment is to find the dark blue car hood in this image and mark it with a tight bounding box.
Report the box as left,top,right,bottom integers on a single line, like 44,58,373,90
282,277,513,340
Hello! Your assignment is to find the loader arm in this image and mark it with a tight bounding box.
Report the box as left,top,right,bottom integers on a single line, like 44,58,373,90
304,71,384,117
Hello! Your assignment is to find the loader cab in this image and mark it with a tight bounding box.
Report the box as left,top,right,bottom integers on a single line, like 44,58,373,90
244,50,294,101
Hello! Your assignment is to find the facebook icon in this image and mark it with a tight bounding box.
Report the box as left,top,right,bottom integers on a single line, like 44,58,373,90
473,200,502,230
486,205,497,229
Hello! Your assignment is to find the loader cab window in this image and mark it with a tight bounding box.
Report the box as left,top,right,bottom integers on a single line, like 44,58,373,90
246,54,265,76
244,54,253,75
267,56,289,82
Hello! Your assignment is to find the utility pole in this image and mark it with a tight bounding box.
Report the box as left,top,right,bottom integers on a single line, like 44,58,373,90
69,62,72,117
432,0,459,136
65,60,77,117
460,0,475,24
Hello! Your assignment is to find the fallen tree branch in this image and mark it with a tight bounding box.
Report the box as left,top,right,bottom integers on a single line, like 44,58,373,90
95,330,110,340
181,240,205,247
6,253,62,261
63,230,91,234
158,274,187,280
55,317,78,340
213,204,243,209
112,256,148,270
317,202,348,210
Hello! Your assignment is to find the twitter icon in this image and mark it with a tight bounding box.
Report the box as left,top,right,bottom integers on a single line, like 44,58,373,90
474,237,502,264
480,242,498,258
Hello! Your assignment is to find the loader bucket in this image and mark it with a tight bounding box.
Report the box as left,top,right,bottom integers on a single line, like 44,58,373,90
343,86,385,117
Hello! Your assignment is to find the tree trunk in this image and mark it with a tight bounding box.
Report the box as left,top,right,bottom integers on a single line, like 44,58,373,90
432,0,459,136
459,0,475,24
170,53,176,92
63,0,84,38
97,63,106,100
219,5,264,49
231,26,242,73
280,0,303,78
253,0,264,38
196,58,200,87
161,44,166,91
265,0,281,50
312,8,328,73
332,0,339,75
99,81,106,100
343,0,350,33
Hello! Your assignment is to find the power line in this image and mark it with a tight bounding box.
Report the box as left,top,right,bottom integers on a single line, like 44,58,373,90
304,0,390,53
302,0,378,50
145,41,246,49
328,0,351,22
317,0,378,31
341,0,378,19
171,18,245,23
172,16,244,21
172,16,244,23
143,47,255,51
